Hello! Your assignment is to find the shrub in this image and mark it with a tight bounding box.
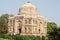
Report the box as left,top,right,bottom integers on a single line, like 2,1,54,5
42,36,45,40
0,34,9,39
0,34,46,40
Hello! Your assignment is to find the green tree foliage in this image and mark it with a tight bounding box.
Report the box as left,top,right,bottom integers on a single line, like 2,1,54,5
42,36,45,40
47,22,57,34
0,17,8,34
1,14,9,23
47,22,60,40
0,14,9,34
56,27,60,40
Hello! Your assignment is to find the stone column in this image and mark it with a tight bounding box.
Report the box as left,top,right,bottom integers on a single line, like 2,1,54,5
31,18,33,34
14,19,19,34
21,18,25,34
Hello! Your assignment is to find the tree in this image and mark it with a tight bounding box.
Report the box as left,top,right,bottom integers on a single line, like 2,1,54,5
0,13,14,34
1,14,9,23
47,22,57,34
0,17,8,34
47,22,58,40
56,27,60,40
0,13,9,34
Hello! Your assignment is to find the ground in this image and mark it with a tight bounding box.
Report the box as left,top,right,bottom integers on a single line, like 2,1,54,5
0,38,9,40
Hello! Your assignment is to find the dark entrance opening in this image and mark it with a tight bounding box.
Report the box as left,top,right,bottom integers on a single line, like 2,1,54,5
39,29,40,33
19,28,21,34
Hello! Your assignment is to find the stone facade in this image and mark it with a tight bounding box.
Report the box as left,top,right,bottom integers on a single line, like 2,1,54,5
8,2,47,37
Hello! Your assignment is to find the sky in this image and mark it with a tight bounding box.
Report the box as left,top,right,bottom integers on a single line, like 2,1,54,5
0,0,60,26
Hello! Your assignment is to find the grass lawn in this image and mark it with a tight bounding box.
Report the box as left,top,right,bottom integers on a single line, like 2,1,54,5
0,38,9,40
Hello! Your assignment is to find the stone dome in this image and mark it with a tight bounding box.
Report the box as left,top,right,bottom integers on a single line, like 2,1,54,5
21,2,36,8
18,2,38,16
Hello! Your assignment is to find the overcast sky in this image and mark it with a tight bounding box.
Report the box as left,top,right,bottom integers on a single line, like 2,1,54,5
0,0,60,26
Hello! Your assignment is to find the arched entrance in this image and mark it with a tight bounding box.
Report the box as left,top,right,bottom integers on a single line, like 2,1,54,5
18,20,22,34
18,28,21,34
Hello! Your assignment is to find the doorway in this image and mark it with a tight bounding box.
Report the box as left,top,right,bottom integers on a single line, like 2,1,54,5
18,28,21,34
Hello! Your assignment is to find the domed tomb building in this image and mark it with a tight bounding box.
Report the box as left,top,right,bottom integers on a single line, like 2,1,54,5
8,2,47,37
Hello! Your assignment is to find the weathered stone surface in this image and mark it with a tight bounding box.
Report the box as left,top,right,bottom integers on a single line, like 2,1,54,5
8,2,47,37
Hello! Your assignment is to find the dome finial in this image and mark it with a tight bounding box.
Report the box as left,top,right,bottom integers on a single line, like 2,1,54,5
27,1,30,3
27,0,30,3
